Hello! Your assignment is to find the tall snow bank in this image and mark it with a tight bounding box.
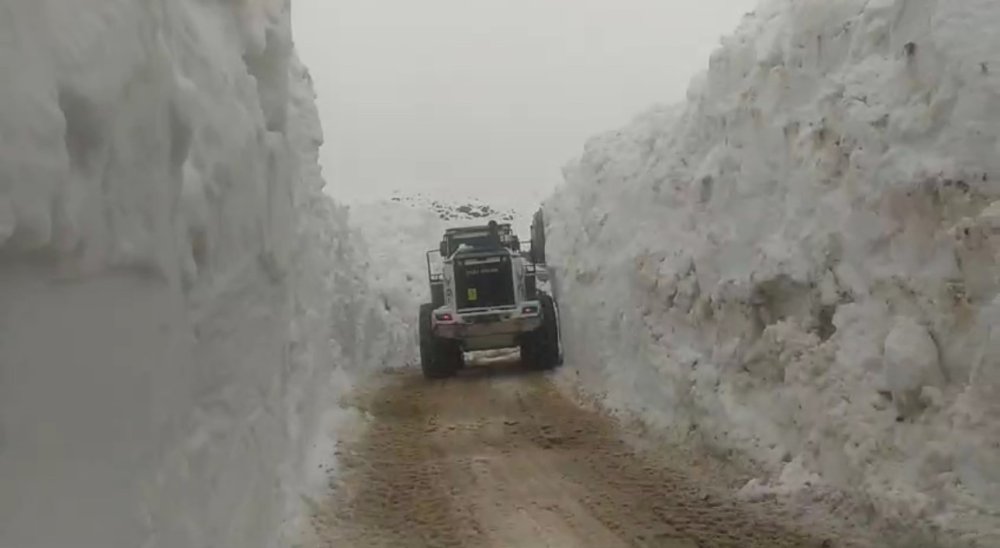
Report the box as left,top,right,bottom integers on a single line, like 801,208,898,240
0,2,403,547
346,201,447,368
546,0,1000,542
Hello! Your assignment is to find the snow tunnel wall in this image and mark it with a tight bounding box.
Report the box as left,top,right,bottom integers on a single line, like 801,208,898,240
546,0,1000,540
0,2,404,547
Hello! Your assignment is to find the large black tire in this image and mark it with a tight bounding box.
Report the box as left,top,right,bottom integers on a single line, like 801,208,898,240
418,303,435,373
419,303,463,379
439,340,465,373
520,293,561,370
549,293,564,366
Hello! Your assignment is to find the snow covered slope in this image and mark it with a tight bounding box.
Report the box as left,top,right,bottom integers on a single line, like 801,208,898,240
0,2,404,547
546,0,1000,543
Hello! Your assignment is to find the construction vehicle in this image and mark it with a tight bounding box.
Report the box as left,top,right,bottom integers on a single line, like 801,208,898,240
418,216,561,378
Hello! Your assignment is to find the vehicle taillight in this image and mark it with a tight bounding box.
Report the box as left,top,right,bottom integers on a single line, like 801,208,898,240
435,312,454,322
521,305,539,315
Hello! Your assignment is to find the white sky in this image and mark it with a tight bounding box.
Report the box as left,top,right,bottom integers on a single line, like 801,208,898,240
291,0,757,207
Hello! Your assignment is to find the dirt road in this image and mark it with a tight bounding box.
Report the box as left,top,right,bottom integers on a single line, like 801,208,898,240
311,359,837,548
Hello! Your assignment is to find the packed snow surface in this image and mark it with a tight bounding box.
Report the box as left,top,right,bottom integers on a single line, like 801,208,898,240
0,1,405,547
546,0,1000,543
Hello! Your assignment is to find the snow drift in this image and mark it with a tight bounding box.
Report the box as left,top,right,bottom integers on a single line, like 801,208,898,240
346,200,446,369
546,0,1000,543
0,2,404,547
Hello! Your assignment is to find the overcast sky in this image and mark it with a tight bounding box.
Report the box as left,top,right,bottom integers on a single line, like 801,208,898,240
291,0,757,207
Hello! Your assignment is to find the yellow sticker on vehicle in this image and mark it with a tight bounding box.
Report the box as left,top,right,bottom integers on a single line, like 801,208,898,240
467,288,478,301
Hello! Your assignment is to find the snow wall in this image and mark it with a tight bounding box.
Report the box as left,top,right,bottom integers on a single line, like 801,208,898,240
546,0,1000,543
347,201,446,369
0,2,405,547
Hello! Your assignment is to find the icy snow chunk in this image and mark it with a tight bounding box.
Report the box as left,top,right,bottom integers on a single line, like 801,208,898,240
883,317,945,418
743,319,820,383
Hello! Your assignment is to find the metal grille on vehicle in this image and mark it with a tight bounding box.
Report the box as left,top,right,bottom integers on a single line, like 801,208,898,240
455,255,515,310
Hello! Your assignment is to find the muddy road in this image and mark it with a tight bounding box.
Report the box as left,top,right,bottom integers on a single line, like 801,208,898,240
310,359,842,548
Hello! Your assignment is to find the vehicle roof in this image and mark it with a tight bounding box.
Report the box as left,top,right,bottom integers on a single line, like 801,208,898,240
444,223,511,234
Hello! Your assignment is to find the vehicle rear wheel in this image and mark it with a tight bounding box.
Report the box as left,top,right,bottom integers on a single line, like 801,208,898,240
419,304,462,379
438,340,464,373
520,293,561,370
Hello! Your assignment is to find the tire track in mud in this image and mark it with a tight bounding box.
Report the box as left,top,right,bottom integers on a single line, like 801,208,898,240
312,360,841,547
